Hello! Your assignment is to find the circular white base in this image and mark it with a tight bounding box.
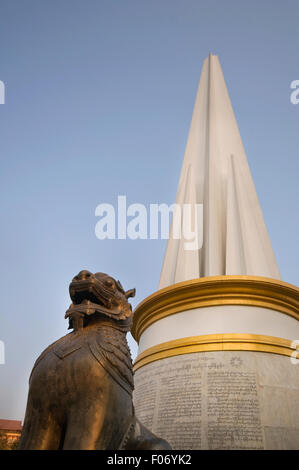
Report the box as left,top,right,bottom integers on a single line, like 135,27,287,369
138,305,299,353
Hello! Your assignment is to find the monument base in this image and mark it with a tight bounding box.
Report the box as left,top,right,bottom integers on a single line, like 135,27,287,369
133,350,299,450
132,277,299,449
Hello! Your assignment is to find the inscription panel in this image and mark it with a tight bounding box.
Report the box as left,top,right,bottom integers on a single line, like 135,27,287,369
134,352,266,449
207,370,263,449
134,360,203,449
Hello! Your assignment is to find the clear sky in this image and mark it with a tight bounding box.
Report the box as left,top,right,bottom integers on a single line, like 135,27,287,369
0,0,298,421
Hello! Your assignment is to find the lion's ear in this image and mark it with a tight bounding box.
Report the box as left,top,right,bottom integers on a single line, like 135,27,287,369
125,288,136,299
116,280,124,292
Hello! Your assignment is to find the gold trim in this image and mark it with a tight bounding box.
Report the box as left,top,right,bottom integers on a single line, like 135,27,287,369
132,276,299,342
133,333,298,371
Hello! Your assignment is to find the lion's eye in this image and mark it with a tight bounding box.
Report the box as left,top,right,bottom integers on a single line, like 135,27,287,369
105,279,114,288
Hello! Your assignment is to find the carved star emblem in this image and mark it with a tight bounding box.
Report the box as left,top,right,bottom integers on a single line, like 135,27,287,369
230,356,243,367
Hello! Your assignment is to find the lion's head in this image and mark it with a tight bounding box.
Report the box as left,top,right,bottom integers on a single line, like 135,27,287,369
65,270,136,331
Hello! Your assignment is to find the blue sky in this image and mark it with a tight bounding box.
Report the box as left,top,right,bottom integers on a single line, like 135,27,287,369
0,0,298,420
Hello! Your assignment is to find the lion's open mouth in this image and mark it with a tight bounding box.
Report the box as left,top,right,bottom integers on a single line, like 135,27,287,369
69,279,108,307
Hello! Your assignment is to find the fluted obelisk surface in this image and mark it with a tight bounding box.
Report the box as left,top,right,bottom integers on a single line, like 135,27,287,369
133,54,299,450
159,53,280,288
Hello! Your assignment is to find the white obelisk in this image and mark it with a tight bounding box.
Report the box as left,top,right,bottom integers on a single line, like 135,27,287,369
132,54,299,450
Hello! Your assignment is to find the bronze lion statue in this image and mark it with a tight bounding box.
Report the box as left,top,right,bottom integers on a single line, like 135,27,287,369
19,270,171,450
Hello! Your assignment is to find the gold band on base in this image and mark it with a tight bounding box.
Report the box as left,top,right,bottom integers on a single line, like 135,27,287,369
133,333,298,371
132,276,299,342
